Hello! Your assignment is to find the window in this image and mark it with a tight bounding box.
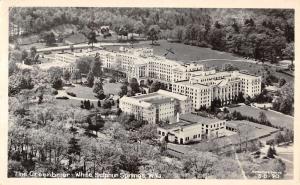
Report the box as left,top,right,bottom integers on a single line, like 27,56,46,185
158,131,161,135
162,132,165,136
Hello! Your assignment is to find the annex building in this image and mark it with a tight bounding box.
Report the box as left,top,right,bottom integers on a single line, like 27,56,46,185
119,90,192,124
157,113,226,144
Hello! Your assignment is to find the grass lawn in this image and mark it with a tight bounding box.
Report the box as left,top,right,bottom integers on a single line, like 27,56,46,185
66,82,122,100
227,105,293,129
54,99,81,107
67,85,96,99
103,82,122,95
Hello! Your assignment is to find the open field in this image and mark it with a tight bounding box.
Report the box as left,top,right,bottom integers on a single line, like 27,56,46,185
227,105,294,129
106,40,240,62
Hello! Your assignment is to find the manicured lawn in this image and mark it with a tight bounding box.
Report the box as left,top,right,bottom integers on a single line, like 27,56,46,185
54,99,81,107
227,105,294,129
67,85,96,99
66,82,122,100
103,82,122,95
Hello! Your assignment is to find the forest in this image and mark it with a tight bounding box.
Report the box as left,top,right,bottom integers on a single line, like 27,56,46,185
9,8,294,63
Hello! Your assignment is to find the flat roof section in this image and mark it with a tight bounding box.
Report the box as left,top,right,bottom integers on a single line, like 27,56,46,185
159,120,195,130
180,113,221,125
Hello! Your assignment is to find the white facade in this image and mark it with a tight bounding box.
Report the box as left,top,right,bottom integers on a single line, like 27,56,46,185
157,113,226,144
119,90,192,124
172,70,261,109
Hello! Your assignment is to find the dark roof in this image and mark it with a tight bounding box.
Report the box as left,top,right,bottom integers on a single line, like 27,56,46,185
144,97,173,104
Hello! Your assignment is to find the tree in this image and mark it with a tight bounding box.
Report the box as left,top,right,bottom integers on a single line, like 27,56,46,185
279,78,286,87
21,50,28,61
76,57,93,74
129,78,140,94
71,70,81,83
43,32,56,46
134,21,145,36
93,80,105,99
91,53,102,78
119,84,128,97
48,67,63,89
30,47,37,59
258,111,268,124
149,81,161,93
267,145,276,158
9,70,34,96
138,123,158,141
282,42,294,63
148,25,160,45
63,70,71,83
102,100,112,109
97,100,101,107
237,92,245,103
86,71,94,88
67,136,81,165
275,132,285,145
87,30,97,48
209,25,226,51
182,151,216,179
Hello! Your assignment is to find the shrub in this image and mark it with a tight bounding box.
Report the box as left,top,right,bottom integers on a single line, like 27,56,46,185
109,78,116,83
197,41,210,48
52,89,58,95
56,96,69,99
66,91,76,97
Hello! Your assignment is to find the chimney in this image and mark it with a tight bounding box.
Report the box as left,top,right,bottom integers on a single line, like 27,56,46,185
176,112,180,122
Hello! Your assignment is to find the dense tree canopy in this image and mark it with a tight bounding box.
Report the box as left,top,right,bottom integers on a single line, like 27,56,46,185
10,8,294,63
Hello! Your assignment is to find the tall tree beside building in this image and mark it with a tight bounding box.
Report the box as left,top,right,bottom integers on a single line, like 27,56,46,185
91,53,102,78
93,80,105,100
86,71,95,88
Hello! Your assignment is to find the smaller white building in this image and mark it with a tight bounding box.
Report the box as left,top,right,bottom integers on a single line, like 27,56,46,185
157,113,226,144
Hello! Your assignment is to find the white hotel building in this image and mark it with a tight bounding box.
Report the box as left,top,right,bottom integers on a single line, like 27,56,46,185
119,90,193,124
172,70,261,109
54,47,261,110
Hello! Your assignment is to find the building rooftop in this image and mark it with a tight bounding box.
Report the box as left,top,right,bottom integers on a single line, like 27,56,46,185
119,96,152,108
156,90,189,101
175,80,208,88
180,113,221,125
134,90,188,101
159,120,195,130
144,97,174,105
